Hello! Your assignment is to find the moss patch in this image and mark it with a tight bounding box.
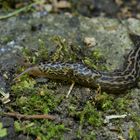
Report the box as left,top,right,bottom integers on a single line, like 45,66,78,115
0,123,7,138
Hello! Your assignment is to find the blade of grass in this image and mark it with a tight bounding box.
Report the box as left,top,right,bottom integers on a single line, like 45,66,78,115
0,3,35,20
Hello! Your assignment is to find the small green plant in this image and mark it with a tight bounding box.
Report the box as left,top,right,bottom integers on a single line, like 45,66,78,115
14,120,66,140
83,49,108,71
11,75,36,96
0,122,7,138
81,101,103,127
94,92,114,111
75,101,103,138
129,127,139,140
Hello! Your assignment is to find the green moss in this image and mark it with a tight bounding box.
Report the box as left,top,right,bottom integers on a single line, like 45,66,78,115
83,57,98,69
92,49,103,60
11,74,66,138
114,97,130,112
83,131,96,140
11,74,36,95
21,35,81,65
0,123,7,138
50,35,79,62
0,36,13,43
34,39,49,62
131,113,140,128
81,101,103,127
75,101,103,138
127,107,140,140
83,49,108,71
12,78,62,114
94,92,114,111
21,38,49,64
14,120,66,140
129,127,139,140
94,92,130,113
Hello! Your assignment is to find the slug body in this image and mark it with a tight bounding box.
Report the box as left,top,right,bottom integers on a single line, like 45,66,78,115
15,44,140,93
27,45,140,93
96,47,140,93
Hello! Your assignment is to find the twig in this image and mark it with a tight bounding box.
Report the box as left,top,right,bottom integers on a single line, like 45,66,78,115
104,114,127,123
0,3,34,20
66,81,75,98
0,112,55,120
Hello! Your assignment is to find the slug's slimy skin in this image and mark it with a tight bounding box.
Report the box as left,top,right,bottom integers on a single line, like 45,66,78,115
14,44,140,93
37,44,140,93
15,44,140,93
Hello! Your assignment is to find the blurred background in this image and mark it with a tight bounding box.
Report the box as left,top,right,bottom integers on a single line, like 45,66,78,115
0,0,140,19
